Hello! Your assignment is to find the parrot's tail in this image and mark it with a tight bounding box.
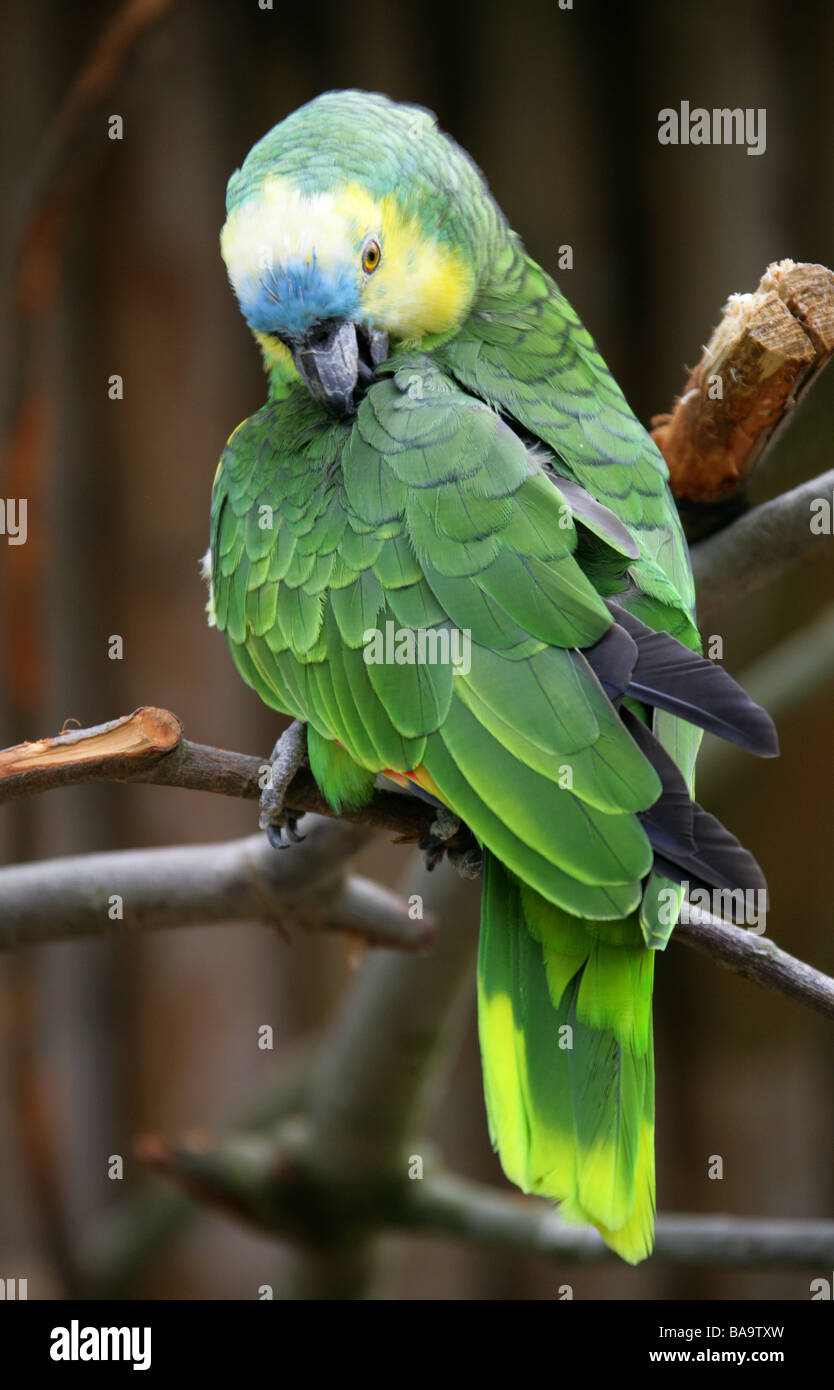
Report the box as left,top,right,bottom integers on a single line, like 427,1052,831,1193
477,850,655,1263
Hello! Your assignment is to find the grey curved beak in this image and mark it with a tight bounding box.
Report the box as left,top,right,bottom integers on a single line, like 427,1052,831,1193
292,321,388,418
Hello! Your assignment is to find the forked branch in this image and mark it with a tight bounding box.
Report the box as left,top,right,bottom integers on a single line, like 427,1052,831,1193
1,708,833,1019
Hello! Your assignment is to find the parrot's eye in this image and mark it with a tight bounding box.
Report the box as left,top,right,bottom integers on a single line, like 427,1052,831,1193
361,238,382,274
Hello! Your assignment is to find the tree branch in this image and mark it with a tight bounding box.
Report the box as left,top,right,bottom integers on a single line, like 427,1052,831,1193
135,1124,834,1268
0,707,477,854
406,1174,834,1267
675,907,834,1020
0,820,433,953
1,710,833,1015
3,0,181,427
94,860,834,1283
653,260,834,503
690,466,834,618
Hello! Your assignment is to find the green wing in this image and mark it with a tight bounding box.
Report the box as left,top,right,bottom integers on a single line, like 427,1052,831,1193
211,360,666,919
436,246,706,947
211,358,674,1260
436,243,696,622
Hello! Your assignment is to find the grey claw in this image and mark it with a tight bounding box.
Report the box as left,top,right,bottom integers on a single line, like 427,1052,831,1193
419,812,481,878
429,809,461,842
418,833,446,873
448,846,483,880
259,720,308,849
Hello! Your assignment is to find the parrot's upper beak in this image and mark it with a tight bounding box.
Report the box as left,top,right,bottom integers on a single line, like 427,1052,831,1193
292,320,388,418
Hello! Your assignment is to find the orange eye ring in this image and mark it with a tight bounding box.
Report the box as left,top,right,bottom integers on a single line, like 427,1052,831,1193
362,238,382,274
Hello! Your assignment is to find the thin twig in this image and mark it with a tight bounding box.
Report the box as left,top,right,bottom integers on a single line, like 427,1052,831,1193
4,0,180,386
675,907,834,1020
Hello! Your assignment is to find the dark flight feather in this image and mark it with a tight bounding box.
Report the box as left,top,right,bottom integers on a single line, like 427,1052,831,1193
623,709,768,899
582,602,779,758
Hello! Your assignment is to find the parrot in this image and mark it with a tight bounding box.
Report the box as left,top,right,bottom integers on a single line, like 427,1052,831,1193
207,90,777,1263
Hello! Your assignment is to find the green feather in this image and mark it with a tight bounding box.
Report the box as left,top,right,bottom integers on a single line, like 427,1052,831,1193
478,856,655,1263
307,724,377,812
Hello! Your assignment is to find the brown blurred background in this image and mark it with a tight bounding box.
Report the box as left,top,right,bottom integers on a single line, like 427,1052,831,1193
0,0,832,1299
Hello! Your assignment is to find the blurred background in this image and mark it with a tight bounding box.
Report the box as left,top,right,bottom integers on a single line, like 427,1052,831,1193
0,0,832,1299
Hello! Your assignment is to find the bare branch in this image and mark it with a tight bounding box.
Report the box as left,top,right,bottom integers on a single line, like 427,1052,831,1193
0,820,433,953
1,710,833,1016
304,854,479,1181
0,707,475,855
406,1174,834,1268
691,466,834,618
0,707,183,790
653,261,834,502
675,906,834,1020
135,1125,834,1268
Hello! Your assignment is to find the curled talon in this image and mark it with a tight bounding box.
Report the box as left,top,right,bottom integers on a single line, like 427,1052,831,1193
418,833,447,873
419,810,480,878
259,720,308,850
448,845,483,880
265,812,304,849
429,808,461,842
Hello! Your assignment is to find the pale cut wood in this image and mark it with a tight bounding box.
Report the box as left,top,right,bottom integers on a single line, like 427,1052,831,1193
652,260,834,501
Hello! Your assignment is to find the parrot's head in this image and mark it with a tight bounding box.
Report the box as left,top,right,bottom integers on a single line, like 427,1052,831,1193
221,90,505,416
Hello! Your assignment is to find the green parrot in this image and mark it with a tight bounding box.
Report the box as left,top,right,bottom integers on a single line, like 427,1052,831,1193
207,90,777,1263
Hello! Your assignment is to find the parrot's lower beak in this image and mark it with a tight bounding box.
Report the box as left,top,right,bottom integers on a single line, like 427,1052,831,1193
292,321,388,418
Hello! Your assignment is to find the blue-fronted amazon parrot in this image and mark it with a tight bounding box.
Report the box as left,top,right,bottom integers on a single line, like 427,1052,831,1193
207,91,777,1263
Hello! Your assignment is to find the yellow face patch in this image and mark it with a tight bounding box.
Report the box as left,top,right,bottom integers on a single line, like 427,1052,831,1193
354,187,475,339
222,175,475,344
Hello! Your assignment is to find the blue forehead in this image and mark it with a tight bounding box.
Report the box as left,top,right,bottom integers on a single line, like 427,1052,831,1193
236,258,361,338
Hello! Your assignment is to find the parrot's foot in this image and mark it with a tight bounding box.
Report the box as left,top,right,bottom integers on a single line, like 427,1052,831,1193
420,807,460,870
259,720,308,850
448,844,483,880
419,809,483,879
